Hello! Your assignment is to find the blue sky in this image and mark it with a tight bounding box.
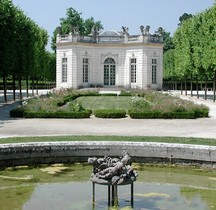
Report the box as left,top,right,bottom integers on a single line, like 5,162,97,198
12,0,214,51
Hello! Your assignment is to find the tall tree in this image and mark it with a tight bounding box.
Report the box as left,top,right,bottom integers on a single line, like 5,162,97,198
51,7,103,51
178,13,193,26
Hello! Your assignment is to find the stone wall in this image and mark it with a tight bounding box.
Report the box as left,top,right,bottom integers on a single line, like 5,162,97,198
1,142,216,167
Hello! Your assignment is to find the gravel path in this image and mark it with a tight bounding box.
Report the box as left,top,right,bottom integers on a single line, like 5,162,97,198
0,90,216,139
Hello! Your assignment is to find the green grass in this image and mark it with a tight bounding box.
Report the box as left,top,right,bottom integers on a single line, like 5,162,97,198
0,136,216,146
75,96,132,111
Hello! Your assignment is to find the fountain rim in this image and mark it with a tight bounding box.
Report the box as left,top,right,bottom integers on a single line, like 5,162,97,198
0,141,216,167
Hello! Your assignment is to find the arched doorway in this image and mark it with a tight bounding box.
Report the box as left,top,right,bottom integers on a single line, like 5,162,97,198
104,58,116,86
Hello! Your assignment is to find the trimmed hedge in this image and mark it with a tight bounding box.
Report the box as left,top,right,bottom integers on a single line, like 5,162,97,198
99,93,118,96
128,110,197,119
94,109,126,118
10,107,24,118
194,109,209,118
10,108,91,118
118,92,132,96
23,110,92,118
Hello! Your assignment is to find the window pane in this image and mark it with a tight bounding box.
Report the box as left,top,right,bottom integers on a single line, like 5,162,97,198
83,58,89,83
152,65,157,84
131,58,136,83
62,58,67,83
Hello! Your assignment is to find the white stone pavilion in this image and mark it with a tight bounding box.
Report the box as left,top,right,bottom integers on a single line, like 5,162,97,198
56,25,164,90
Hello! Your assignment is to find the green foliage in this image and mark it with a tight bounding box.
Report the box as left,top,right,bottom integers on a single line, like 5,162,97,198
118,91,132,96
51,7,103,50
10,89,209,119
163,32,175,53
178,13,193,26
23,110,91,119
94,109,126,118
0,0,53,102
165,4,216,84
10,107,25,118
129,110,196,119
128,111,162,119
131,96,151,111
65,102,86,112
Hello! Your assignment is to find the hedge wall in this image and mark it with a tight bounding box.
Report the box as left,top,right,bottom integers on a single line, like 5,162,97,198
94,109,126,118
10,109,91,118
128,110,197,119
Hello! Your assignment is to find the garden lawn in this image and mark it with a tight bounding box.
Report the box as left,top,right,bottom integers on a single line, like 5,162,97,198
1,136,216,146
75,96,132,111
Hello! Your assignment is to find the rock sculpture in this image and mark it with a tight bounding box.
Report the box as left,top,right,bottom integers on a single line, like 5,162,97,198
88,151,138,185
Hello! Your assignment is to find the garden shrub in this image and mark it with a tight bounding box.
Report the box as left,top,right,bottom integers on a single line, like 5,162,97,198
128,110,196,119
100,93,118,96
161,111,195,119
128,110,161,119
94,109,126,118
194,108,209,118
23,110,91,118
10,107,24,118
119,91,132,96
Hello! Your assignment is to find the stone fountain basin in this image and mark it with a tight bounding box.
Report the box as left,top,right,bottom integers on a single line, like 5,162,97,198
0,141,216,167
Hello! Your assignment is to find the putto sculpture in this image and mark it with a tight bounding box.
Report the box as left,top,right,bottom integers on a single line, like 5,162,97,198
88,151,138,185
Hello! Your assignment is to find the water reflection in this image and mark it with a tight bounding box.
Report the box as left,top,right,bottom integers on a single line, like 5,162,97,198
0,165,216,210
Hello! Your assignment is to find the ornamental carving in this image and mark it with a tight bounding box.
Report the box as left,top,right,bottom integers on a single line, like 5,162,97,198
101,52,118,64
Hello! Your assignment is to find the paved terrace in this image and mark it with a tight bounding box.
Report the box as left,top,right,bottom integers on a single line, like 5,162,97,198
0,90,216,139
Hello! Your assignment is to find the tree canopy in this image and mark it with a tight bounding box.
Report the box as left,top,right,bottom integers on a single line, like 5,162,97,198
163,5,216,99
0,0,55,102
51,7,103,50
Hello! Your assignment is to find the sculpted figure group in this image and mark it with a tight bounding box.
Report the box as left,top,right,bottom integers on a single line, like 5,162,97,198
88,151,138,185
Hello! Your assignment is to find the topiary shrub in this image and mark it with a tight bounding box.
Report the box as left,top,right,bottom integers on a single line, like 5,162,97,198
128,110,196,119
23,110,92,118
128,110,161,119
94,109,126,118
10,107,25,118
118,91,132,96
194,108,209,118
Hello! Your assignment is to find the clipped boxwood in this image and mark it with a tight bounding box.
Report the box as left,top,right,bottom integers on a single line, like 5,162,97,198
161,111,195,119
118,92,132,96
94,109,126,118
128,110,161,119
23,110,92,118
128,110,196,119
194,109,209,118
99,93,118,96
10,107,25,118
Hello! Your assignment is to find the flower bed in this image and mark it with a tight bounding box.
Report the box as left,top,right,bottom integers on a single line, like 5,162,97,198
10,89,209,119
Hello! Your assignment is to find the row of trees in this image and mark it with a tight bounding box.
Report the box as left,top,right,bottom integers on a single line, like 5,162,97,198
163,4,216,101
0,0,55,102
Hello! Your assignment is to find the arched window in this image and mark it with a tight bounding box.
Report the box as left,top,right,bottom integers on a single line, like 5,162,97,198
104,58,115,64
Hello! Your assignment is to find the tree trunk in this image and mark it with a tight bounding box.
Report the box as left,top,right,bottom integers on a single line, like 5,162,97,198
36,79,39,95
18,76,22,100
3,73,7,103
196,76,199,99
12,74,16,101
190,77,193,97
32,78,35,97
204,78,207,100
185,79,187,96
213,71,216,102
26,77,29,98
181,81,183,95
